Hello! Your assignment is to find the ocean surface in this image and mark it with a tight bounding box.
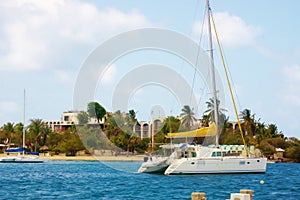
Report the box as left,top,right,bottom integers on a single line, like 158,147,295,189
0,161,299,200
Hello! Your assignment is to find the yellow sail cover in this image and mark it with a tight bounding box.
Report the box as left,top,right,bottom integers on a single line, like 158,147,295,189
167,123,217,138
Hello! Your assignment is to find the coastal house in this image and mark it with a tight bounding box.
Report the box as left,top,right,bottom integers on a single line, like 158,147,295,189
274,148,285,160
45,111,105,132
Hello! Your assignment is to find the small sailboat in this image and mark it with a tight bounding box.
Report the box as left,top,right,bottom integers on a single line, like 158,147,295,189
0,90,44,163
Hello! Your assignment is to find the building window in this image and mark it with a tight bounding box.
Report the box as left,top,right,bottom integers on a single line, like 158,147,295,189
64,116,69,121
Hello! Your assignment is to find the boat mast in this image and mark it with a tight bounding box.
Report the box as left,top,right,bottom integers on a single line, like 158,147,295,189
151,120,154,152
23,89,26,155
206,0,219,146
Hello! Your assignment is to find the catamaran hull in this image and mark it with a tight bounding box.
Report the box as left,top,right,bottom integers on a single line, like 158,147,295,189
0,156,44,163
138,157,170,173
0,157,17,163
138,164,169,173
14,157,44,163
165,157,267,175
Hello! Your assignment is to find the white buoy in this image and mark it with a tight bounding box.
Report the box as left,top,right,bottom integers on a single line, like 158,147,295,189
260,180,265,184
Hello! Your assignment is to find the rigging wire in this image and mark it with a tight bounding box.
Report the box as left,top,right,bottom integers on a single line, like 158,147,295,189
225,56,243,111
189,1,207,107
169,0,203,117
210,9,249,157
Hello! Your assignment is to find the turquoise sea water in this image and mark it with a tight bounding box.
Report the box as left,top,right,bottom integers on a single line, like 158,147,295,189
0,161,299,199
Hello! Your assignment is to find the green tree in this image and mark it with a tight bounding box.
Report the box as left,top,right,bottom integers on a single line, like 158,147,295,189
284,137,300,162
77,111,89,125
128,109,137,123
285,146,300,162
266,124,284,138
259,137,286,157
55,127,85,156
128,109,139,132
1,122,14,145
164,116,181,133
87,102,106,123
180,105,196,130
28,119,49,151
46,132,62,152
200,114,210,127
255,122,266,146
13,122,24,147
204,98,227,126
240,109,256,135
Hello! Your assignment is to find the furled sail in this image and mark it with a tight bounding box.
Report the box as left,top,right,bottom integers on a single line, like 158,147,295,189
167,123,217,138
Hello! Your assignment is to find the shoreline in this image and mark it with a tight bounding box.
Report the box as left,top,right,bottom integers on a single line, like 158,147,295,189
0,153,145,162
45,155,145,162
1,153,294,163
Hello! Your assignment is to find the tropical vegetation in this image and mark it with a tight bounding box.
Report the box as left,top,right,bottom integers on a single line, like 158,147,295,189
0,101,299,162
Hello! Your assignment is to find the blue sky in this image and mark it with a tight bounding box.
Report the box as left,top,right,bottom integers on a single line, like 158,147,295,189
0,0,300,138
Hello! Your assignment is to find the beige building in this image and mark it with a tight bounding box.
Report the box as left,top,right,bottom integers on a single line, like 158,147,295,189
45,111,105,132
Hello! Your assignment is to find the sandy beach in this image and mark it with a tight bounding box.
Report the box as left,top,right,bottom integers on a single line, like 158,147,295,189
0,153,144,162
44,154,144,162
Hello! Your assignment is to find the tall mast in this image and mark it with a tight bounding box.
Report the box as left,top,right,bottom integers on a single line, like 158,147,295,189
206,0,219,146
23,89,26,154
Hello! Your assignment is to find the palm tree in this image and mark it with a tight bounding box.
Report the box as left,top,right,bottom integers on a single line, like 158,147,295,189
128,109,137,123
2,122,14,145
267,124,284,138
240,109,256,136
28,119,47,151
13,122,24,146
200,114,210,127
204,98,227,126
255,122,266,145
163,116,181,133
128,109,139,132
180,105,196,130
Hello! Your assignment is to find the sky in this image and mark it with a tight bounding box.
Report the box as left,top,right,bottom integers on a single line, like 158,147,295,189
0,0,300,138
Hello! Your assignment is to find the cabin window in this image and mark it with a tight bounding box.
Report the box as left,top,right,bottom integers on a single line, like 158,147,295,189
257,160,260,162
192,152,196,157
217,152,221,157
239,161,245,165
184,151,188,158
212,152,216,157
247,162,250,164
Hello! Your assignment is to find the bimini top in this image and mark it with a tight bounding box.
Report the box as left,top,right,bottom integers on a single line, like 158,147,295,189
167,123,217,138
5,147,40,156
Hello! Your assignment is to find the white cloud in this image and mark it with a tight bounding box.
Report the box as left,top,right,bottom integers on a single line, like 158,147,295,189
282,64,300,106
100,64,117,85
54,69,75,83
0,0,150,71
193,12,261,48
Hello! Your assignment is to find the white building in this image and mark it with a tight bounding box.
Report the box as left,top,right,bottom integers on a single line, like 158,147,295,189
45,111,105,132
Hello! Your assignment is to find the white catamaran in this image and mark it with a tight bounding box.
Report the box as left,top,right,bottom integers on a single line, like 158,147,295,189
138,0,267,175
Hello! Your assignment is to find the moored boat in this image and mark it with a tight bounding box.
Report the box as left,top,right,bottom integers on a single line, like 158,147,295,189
164,144,267,175
0,90,44,164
